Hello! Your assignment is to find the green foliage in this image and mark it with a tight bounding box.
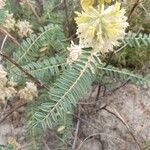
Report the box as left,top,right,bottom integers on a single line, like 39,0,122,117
0,9,6,25
0,144,14,150
7,24,69,86
122,32,150,48
5,0,21,17
112,32,150,69
5,0,40,29
9,56,68,83
43,0,74,25
25,49,101,149
26,103,44,150
11,24,68,66
112,46,150,69
145,141,150,150
30,49,101,130
58,112,73,143
1,0,150,149
43,0,65,25
98,64,150,87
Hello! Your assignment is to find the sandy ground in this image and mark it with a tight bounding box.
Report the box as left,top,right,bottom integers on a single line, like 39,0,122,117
0,83,150,150
77,83,150,150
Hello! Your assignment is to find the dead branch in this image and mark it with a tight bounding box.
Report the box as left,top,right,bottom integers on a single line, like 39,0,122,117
0,28,20,46
104,107,143,150
0,100,27,124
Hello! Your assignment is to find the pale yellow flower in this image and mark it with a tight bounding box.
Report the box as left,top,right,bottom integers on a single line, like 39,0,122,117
0,65,17,102
75,1,129,53
0,79,7,89
80,0,94,11
26,82,37,96
7,80,17,87
18,82,38,101
67,41,82,63
0,90,6,101
0,65,7,89
0,0,5,9
3,11,16,31
0,64,7,79
16,20,33,37
5,87,17,99
0,86,16,102
19,0,26,6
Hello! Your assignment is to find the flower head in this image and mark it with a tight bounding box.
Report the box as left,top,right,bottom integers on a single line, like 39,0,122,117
18,82,38,101
0,65,7,89
0,65,17,102
5,87,17,99
0,64,7,79
67,41,83,63
75,1,129,53
3,11,16,31
80,0,94,11
16,20,33,37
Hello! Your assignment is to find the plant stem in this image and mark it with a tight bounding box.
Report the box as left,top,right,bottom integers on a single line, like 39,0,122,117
64,0,70,37
0,52,48,89
0,100,27,124
0,28,20,46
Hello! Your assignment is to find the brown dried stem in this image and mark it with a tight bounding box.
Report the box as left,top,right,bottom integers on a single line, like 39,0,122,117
0,28,20,46
0,52,49,90
0,100,27,124
104,107,143,150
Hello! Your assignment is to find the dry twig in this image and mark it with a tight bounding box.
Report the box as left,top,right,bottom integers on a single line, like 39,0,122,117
0,100,27,124
0,35,7,50
25,0,41,23
76,132,127,150
72,107,81,150
104,107,143,150
128,0,143,21
0,28,20,46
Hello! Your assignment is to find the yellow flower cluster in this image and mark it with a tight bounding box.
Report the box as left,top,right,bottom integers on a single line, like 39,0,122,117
0,65,38,104
3,11,16,31
18,82,38,101
0,65,17,102
2,11,33,38
67,41,83,63
16,20,33,38
74,0,129,54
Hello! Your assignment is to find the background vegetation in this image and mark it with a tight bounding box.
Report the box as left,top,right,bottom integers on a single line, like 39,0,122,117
0,0,149,149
